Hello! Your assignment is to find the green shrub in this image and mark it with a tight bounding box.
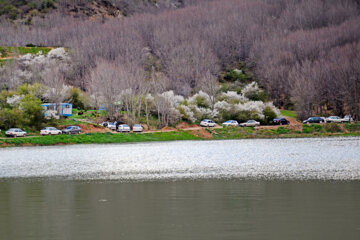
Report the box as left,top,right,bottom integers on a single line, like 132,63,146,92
323,123,341,133
302,124,323,133
244,90,268,102
276,127,290,134
345,122,360,132
0,108,24,130
263,106,277,125
0,47,7,57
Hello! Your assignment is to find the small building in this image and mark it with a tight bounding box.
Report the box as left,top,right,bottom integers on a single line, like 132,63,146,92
42,103,72,119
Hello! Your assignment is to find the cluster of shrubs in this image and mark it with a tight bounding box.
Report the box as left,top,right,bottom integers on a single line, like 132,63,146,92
0,83,90,130
157,82,279,125
0,0,55,20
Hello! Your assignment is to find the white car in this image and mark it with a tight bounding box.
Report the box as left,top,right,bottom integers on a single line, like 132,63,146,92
326,116,344,123
133,124,144,132
343,115,354,122
5,128,27,137
200,119,216,127
117,124,131,132
100,122,117,130
240,120,260,127
107,122,117,131
40,127,62,135
222,120,239,127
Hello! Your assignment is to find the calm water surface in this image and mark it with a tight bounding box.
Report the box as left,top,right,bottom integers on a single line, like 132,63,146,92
0,137,360,239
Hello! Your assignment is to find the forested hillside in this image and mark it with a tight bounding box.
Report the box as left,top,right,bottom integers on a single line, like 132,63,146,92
0,0,359,120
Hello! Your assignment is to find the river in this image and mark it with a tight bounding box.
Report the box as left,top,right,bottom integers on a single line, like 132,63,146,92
0,137,360,239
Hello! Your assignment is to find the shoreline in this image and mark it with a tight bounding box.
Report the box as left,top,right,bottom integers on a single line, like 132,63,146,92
1,128,359,148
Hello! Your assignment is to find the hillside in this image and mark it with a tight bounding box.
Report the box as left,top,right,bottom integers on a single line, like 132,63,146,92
0,0,360,125
0,0,188,22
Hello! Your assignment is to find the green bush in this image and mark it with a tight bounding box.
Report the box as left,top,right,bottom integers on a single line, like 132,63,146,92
276,127,290,134
0,108,24,130
302,124,323,134
323,123,341,133
0,47,7,57
263,106,277,125
345,122,360,132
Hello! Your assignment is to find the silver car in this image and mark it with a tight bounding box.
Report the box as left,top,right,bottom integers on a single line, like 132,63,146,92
40,127,62,135
240,120,260,127
133,124,144,132
117,124,131,132
200,119,216,127
5,128,27,137
222,120,239,127
326,116,344,123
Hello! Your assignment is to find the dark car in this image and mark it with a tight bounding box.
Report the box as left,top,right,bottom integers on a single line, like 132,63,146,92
62,126,81,134
272,118,290,125
303,117,325,124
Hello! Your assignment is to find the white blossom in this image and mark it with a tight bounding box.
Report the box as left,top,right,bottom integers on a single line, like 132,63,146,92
6,95,23,106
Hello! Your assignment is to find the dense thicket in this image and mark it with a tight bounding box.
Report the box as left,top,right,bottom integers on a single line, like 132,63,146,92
0,0,359,119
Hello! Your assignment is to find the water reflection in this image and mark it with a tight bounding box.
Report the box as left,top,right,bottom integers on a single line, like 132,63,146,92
0,180,359,240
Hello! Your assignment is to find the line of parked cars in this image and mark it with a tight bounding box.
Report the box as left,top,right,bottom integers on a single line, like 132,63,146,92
303,115,354,124
201,117,290,128
100,122,144,133
4,125,82,138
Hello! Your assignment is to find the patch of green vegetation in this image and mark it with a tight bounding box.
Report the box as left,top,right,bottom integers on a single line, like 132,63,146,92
0,59,13,66
0,0,56,20
222,62,253,83
4,46,52,56
345,122,360,132
72,109,105,120
280,110,297,118
0,131,201,147
276,126,290,134
302,124,323,134
323,123,341,133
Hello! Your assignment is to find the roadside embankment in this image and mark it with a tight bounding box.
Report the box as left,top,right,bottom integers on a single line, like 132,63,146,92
1,122,359,148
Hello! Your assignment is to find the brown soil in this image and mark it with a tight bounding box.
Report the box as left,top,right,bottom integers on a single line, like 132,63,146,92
78,124,111,133
21,143,33,147
176,122,198,129
189,128,213,139
256,117,303,131
161,126,177,132
58,124,111,133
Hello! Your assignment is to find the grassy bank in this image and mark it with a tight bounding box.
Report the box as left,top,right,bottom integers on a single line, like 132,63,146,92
1,122,360,147
0,131,201,147
212,125,360,140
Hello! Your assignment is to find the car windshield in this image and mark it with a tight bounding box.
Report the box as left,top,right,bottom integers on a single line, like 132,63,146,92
134,124,141,127
66,127,72,129
8,128,17,131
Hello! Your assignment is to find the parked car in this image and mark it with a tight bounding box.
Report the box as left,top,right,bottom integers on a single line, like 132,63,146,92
222,120,239,127
62,126,81,134
5,128,27,137
40,127,62,135
200,119,216,127
302,117,325,124
240,120,260,127
272,118,290,125
325,116,344,123
343,115,354,123
107,122,117,131
99,122,108,127
117,124,131,132
133,124,144,132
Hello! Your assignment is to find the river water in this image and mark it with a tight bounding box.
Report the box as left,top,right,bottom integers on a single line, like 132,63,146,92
1,137,360,239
